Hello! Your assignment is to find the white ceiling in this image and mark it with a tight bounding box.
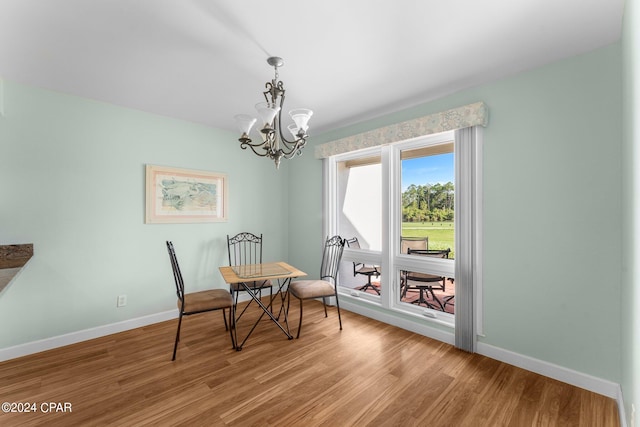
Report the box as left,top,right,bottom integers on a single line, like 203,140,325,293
0,0,625,135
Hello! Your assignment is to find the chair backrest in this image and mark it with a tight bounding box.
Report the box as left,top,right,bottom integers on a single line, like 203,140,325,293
407,248,450,258
320,235,346,283
401,236,428,254
345,237,362,275
405,248,451,281
227,232,263,266
345,237,360,250
166,241,185,302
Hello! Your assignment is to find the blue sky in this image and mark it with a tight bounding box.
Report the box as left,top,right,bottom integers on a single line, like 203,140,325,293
401,153,454,191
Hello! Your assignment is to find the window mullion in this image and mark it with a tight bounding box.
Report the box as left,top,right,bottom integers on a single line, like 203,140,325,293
381,146,393,308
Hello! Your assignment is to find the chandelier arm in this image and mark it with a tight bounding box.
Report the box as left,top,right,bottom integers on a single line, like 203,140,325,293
275,138,305,157
274,130,306,156
278,136,305,149
278,145,305,160
240,141,271,157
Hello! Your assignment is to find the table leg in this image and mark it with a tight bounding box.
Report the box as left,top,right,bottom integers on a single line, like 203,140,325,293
234,278,293,350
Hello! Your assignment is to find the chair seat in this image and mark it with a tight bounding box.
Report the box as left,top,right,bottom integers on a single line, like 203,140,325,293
407,281,443,290
229,279,272,291
356,266,379,275
406,272,443,282
289,280,335,299
179,289,233,313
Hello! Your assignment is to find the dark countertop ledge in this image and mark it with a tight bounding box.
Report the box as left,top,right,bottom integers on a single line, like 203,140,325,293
0,244,33,294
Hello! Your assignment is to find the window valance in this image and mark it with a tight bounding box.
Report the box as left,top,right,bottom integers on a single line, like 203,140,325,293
314,101,488,159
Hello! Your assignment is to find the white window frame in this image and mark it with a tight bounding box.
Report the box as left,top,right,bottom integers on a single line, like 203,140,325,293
327,145,385,305
390,132,456,324
323,128,483,343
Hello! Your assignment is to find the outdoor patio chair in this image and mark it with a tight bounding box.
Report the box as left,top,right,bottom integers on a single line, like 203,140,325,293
345,237,381,294
401,236,428,254
401,248,451,311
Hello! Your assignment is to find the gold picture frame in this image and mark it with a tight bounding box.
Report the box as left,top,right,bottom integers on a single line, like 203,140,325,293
145,165,228,224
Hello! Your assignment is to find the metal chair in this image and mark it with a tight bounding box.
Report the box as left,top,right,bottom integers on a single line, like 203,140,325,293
400,236,428,254
166,241,235,360
401,248,451,311
227,232,273,318
345,237,381,294
287,235,346,338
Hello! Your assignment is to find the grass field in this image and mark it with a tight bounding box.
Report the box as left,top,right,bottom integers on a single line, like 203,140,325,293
402,221,455,258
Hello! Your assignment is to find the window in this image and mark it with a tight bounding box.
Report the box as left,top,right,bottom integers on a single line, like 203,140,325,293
324,127,482,351
334,148,383,300
398,140,455,315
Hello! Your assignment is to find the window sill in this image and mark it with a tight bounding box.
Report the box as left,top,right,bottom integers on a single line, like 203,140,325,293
339,291,455,333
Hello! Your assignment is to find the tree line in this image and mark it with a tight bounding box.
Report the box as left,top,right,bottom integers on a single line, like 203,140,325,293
402,182,454,222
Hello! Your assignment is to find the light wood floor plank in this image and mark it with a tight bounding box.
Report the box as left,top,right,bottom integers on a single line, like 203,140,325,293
0,299,619,426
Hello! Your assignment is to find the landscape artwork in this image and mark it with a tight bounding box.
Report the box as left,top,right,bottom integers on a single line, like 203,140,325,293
145,165,227,223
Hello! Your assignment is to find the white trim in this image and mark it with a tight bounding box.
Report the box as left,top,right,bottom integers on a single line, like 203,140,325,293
340,298,455,345
381,145,392,310
477,341,620,399
395,253,454,277
342,247,382,265
0,310,178,362
617,386,628,427
323,159,337,238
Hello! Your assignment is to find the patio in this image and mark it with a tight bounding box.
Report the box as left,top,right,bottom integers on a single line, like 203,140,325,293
359,277,455,314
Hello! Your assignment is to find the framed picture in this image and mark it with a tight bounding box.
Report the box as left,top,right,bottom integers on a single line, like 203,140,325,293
145,165,228,223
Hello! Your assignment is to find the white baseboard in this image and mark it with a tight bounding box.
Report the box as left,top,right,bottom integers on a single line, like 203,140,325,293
476,342,620,398
478,342,626,425
0,310,178,362
0,292,260,363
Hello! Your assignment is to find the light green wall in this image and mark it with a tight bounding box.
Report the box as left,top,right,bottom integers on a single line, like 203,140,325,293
480,45,621,382
291,43,623,383
622,0,639,423
0,82,290,348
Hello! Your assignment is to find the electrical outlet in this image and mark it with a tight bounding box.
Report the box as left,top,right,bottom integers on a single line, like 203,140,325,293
117,294,127,307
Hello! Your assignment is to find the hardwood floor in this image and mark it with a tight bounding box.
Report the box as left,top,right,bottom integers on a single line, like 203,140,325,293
0,299,619,426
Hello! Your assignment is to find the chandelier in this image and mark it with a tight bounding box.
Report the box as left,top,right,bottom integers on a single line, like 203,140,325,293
234,57,313,169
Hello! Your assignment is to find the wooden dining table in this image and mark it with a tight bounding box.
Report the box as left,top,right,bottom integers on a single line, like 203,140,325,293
218,261,306,350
